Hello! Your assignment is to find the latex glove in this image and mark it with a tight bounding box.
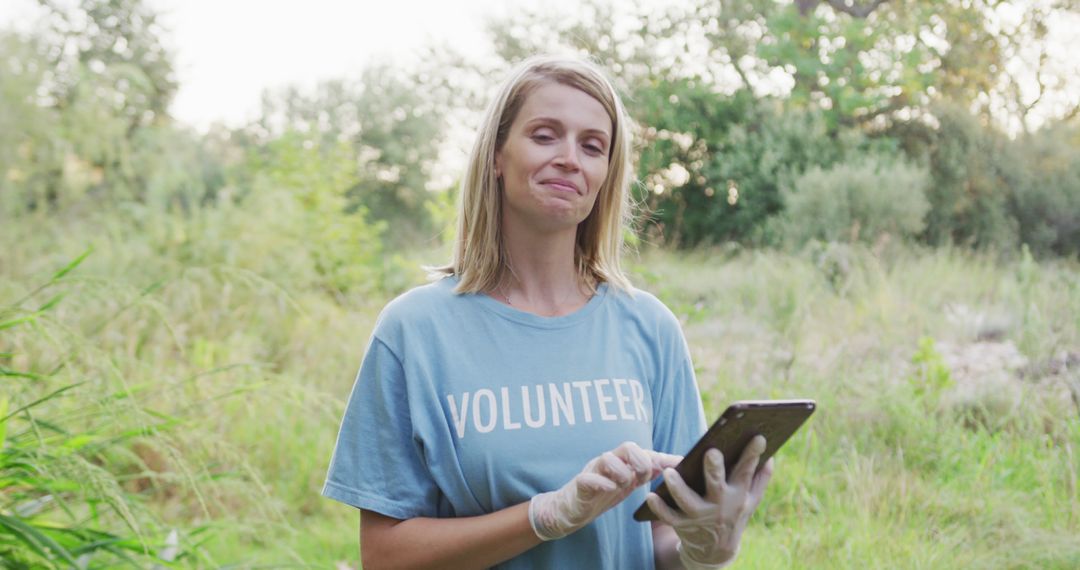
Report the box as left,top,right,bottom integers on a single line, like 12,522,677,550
645,435,774,569
529,441,681,541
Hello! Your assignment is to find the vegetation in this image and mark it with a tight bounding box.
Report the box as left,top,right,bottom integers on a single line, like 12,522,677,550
5,224,1078,567
638,245,1080,569
2,0,1078,567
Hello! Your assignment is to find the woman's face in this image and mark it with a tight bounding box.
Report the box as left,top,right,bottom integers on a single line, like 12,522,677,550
495,82,612,235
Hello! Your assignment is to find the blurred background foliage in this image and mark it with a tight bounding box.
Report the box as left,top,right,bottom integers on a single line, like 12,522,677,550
485,0,1080,252
2,0,1079,567
4,0,1079,253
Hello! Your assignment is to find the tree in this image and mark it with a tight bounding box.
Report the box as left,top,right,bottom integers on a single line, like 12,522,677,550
1,0,188,212
249,63,447,243
37,0,177,131
633,84,851,246
887,102,1019,250
0,32,63,214
1007,123,1080,256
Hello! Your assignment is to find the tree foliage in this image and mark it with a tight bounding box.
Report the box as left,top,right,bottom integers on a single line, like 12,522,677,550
633,85,849,246
0,32,62,215
1008,125,1080,255
2,0,1079,259
887,102,1020,250
481,0,1080,253
775,154,931,246
248,64,447,243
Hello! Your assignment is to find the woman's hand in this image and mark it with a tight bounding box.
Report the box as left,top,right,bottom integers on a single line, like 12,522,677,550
529,441,681,541
646,435,774,569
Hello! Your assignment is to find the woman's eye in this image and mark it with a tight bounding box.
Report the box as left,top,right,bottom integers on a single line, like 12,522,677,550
584,143,604,155
531,133,554,142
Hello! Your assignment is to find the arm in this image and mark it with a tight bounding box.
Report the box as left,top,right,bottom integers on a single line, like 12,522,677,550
361,503,540,570
360,442,680,570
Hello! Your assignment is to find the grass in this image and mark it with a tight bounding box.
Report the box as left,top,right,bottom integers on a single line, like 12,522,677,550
635,244,1080,569
2,204,1078,567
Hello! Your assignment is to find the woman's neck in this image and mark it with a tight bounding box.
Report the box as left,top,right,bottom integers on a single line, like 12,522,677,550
498,222,590,316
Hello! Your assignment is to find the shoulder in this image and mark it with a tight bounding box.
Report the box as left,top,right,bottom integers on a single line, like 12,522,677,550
371,276,461,340
382,276,458,316
604,284,683,334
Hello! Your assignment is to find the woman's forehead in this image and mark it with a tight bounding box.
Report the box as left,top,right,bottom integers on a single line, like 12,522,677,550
517,82,612,137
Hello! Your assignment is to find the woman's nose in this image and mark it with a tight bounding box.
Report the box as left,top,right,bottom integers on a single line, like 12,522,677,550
553,139,581,171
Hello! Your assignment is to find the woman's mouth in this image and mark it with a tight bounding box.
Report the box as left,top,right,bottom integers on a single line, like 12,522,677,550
541,179,580,194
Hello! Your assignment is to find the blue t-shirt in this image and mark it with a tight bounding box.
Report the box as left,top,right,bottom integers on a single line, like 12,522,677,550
322,275,707,569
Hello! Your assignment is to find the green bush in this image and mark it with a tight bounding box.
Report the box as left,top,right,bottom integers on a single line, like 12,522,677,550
238,130,388,295
1008,124,1080,257
633,87,849,247
0,32,64,216
887,103,1019,250
773,155,931,246
250,63,448,245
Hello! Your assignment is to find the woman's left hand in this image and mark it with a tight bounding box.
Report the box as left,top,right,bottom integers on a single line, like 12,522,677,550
645,435,773,569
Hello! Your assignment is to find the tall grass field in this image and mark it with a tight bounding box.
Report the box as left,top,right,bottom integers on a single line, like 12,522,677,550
2,206,1078,568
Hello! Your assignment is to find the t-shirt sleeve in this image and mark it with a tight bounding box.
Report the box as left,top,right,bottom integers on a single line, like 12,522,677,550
322,336,441,519
650,314,708,464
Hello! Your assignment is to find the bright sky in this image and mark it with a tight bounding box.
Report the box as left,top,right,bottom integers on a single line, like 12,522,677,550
156,0,522,130
0,0,569,130
1,0,1075,135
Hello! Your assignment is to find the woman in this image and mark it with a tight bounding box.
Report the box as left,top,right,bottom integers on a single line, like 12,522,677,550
323,55,773,569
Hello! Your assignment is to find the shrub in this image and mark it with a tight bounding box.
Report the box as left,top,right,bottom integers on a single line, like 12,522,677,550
774,155,931,246
632,86,848,247
1007,124,1080,257
887,103,1019,250
220,131,387,295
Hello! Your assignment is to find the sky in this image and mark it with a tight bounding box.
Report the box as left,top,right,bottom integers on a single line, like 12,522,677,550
1,0,1075,135
0,0,563,130
155,0,520,130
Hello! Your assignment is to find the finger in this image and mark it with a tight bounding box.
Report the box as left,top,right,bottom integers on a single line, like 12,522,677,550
630,444,652,485
619,443,654,486
645,492,684,526
662,468,703,514
748,457,775,507
730,435,766,489
598,452,634,486
647,451,683,477
576,472,617,497
703,448,726,502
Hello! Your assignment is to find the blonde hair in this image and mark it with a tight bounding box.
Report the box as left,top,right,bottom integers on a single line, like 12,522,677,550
431,55,636,295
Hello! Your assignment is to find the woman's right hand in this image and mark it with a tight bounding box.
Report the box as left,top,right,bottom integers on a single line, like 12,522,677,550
528,441,681,541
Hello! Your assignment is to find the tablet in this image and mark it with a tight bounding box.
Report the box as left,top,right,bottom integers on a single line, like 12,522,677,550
633,399,816,522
